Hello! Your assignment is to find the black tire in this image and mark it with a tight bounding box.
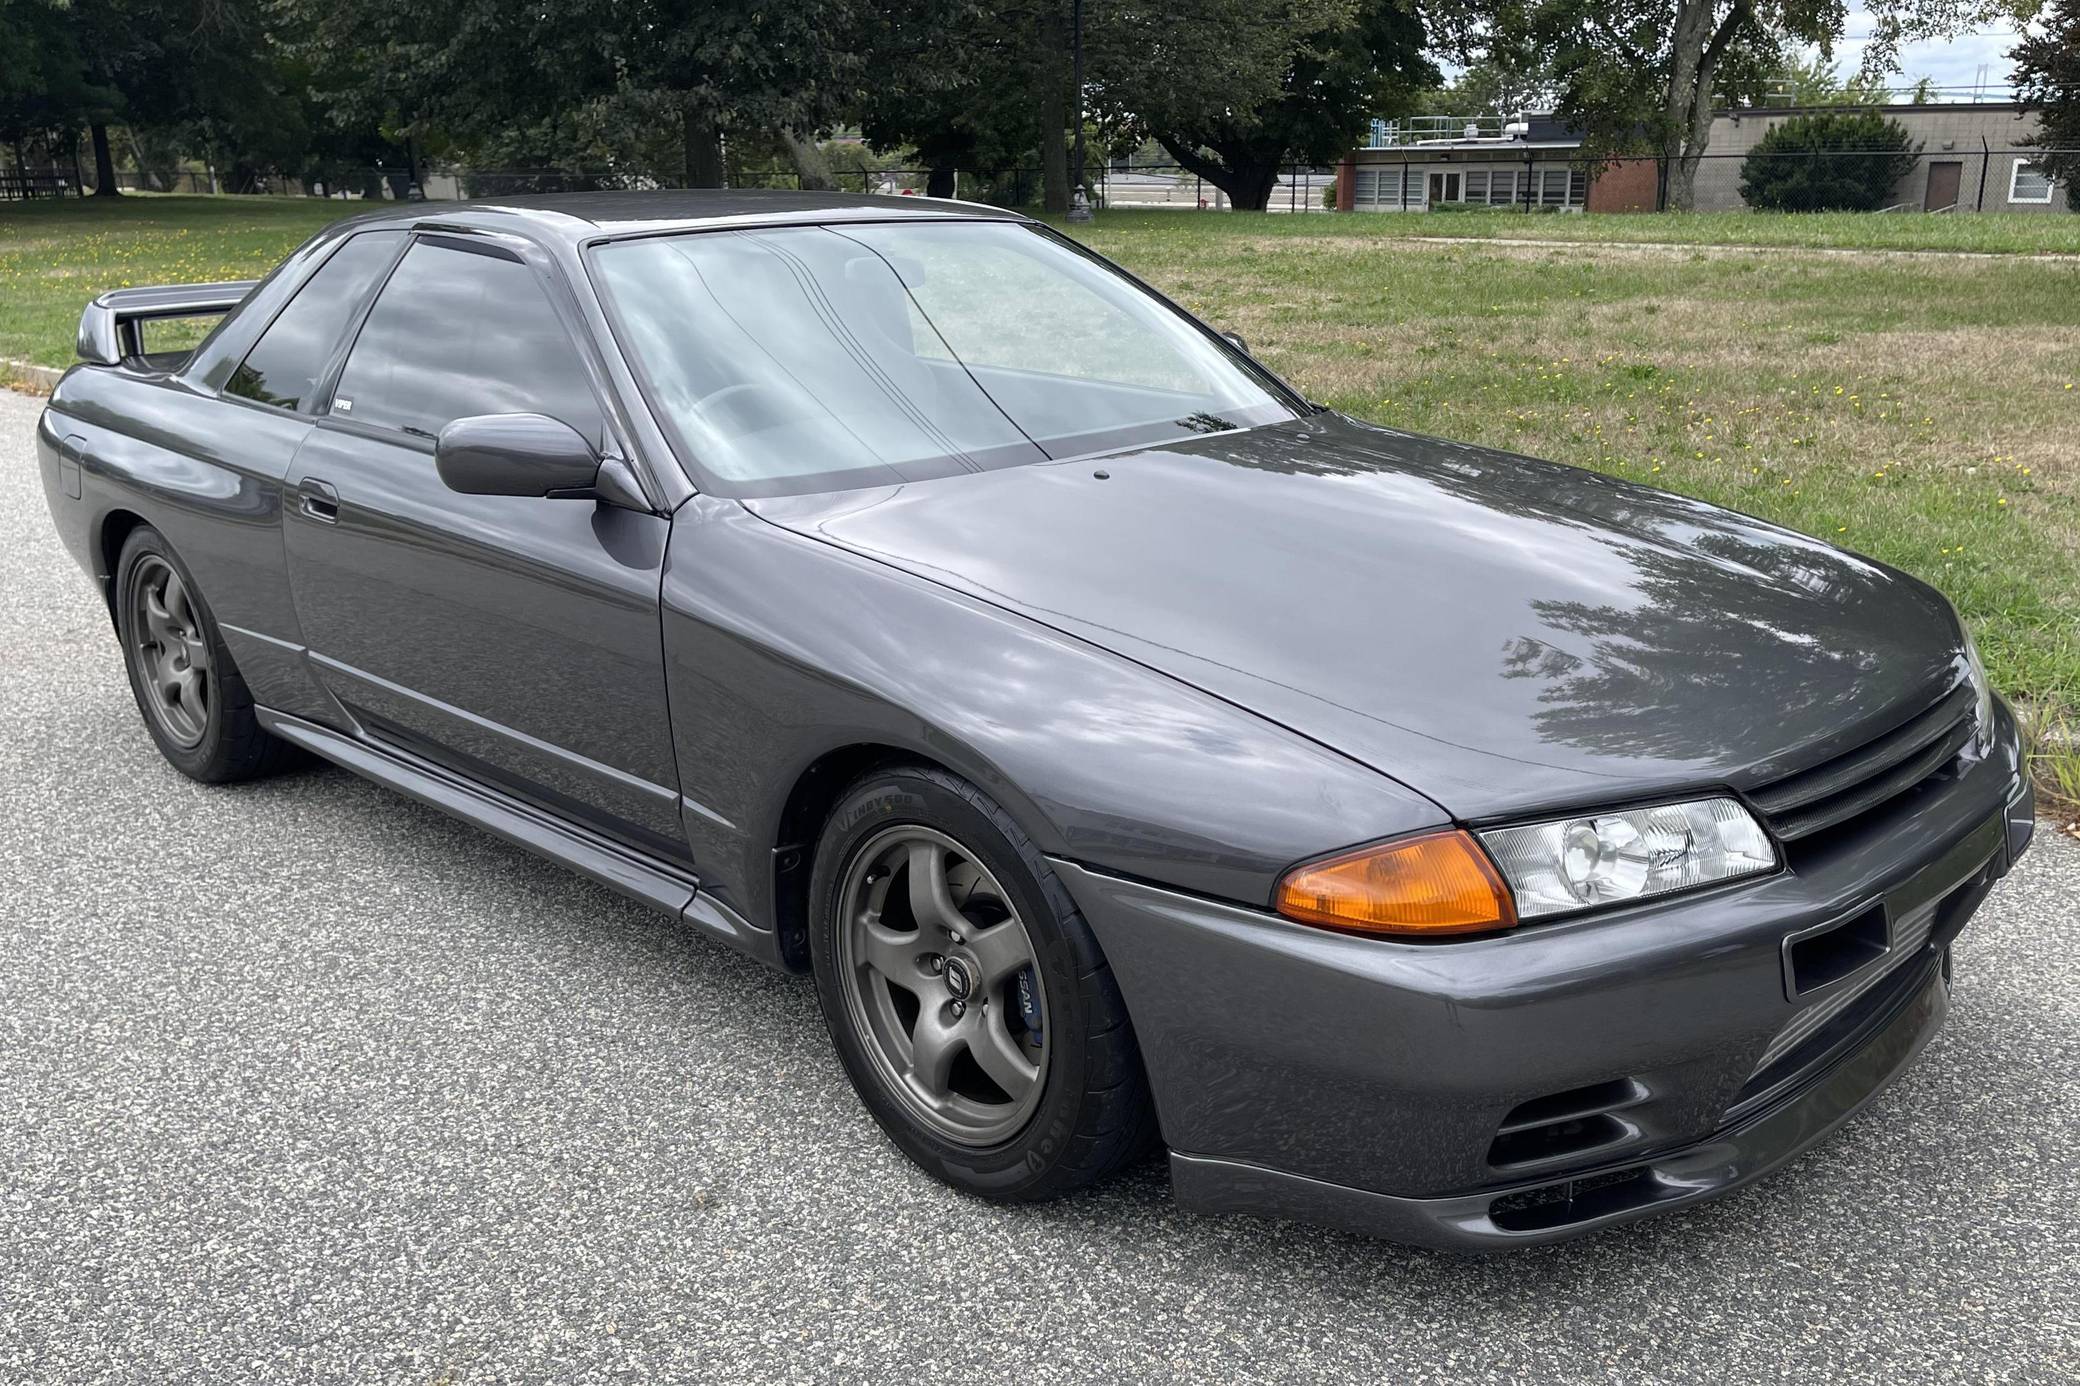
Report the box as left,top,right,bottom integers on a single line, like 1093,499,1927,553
113,525,297,783
808,764,1158,1201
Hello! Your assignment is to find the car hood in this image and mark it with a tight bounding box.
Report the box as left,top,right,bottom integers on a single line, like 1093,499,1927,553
746,414,1965,821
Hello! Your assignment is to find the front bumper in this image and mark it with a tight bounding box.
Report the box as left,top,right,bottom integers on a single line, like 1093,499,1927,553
1056,708,2033,1249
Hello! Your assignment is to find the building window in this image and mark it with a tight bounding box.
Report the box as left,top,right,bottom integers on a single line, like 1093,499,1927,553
1490,170,1516,206
1465,171,1489,203
2010,161,2055,205
1570,169,1588,205
1354,167,1418,210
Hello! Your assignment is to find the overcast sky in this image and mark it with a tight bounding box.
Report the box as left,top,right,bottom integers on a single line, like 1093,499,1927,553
1821,5,2028,93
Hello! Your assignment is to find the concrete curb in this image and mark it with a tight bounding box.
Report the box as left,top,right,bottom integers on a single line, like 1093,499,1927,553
1,358,63,393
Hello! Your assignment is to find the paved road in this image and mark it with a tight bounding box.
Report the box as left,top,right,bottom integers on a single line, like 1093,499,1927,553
2,386,2076,1384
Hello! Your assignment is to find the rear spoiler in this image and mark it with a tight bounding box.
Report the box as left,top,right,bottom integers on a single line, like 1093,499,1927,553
76,280,256,365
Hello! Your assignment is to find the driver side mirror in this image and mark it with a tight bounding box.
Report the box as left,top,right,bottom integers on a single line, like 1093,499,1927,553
435,413,650,510
436,413,603,499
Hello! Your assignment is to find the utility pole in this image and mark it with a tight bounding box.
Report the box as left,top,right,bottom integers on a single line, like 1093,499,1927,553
1068,0,1093,222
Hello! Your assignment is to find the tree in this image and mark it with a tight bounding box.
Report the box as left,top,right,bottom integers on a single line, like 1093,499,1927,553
286,0,863,188
1113,0,1436,210
2013,0,2080,210
0,0,103,182
853,0,1049,201
1434,43,1556,115
1737,109,1919,209
8,0,310,196
1432,0,2034,210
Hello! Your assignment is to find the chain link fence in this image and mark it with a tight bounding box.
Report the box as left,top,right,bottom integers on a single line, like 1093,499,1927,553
7,149,2070,216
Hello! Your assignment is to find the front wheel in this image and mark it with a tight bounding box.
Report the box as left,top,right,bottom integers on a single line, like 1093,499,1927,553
809,765,1157,1201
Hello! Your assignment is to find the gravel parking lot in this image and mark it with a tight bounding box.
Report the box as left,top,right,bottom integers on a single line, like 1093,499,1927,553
2,386,2076,1384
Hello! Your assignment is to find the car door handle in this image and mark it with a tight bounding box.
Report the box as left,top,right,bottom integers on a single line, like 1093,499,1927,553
298,478,340,523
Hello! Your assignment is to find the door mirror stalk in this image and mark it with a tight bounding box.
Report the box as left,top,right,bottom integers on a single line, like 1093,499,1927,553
588,456,650,512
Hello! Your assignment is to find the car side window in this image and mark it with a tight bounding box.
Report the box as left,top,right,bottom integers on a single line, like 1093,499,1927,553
331,241,604,448
225,231,404,411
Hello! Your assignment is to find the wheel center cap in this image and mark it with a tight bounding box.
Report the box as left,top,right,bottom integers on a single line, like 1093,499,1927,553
942,957,974,1002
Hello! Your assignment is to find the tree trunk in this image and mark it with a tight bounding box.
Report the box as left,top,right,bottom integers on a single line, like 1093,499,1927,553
124,130,153,191
90,122,119,197
926,164,956,199
779,127,835,190
1158,139,1281,211
1037,12,1070,212
1675,51,1719,206
1662,0,1751,210
682,104,726,188
1660,1,1709,209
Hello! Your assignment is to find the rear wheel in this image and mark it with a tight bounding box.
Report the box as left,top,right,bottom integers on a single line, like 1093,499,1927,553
114,526,295,783
809,765,1157,1201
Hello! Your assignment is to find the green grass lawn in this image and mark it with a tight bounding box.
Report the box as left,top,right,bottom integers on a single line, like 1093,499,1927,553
0,196,352,369
6,194,2077,800
1147,206,2080,256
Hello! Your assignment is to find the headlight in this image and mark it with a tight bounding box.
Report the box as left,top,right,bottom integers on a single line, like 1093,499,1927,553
1478,797,1778,920
1961,627,1995,754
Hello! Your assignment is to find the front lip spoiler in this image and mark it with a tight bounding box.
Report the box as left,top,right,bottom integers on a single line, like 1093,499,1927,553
1170,954,1950,1251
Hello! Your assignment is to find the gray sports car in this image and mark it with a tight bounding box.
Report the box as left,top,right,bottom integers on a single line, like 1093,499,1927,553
36,192,2034,1248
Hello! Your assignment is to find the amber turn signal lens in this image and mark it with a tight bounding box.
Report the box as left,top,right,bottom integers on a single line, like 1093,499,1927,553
1275,830,1517,937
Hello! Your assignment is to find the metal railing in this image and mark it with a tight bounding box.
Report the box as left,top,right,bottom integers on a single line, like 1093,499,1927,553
1364,116,1517,149
0,169,77,200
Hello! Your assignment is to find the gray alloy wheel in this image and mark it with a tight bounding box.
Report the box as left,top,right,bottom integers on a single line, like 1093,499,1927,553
126,554,214,749
834,824,1050,1147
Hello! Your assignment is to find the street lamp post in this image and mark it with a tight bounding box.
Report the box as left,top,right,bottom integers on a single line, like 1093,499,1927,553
1067,0,1093,223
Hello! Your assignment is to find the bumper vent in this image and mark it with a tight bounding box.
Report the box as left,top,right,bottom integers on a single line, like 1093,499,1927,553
1749,682,1975,842
1758,908,1936,1077
1487,1078,1647,1172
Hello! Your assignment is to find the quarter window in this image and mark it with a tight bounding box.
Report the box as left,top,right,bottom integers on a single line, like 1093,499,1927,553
2010,161,2055,205
226,232,403,411
332,241,604,446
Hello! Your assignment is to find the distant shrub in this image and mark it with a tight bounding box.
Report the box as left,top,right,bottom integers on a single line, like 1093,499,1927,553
1738,112,1920,212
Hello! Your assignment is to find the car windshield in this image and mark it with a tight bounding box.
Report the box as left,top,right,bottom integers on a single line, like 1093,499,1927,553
589,220,1300,495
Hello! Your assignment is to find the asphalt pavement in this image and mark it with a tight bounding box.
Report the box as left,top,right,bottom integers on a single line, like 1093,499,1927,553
2,386,2076,1384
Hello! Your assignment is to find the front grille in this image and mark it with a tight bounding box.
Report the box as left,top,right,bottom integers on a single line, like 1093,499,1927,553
1748,682,1976,842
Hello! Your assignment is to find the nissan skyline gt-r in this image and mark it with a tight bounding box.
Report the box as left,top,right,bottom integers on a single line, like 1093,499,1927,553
35,191,2035,1248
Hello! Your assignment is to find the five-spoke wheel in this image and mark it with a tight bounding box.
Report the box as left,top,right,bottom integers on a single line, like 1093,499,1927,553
126,554,213,748
836,825,1049,1146
809,765,1156,1201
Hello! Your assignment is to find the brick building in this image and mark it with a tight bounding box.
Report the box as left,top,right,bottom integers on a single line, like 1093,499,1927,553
1336,103,2066,214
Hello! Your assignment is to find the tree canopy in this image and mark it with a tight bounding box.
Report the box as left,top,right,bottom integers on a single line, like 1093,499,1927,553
1120,0,1439,209
2012,0,2080,211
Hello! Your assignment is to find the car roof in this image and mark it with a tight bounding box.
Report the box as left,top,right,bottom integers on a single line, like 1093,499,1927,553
336,189,1032,245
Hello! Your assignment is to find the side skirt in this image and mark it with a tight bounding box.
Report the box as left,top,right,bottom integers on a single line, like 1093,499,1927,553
257,707,782,969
